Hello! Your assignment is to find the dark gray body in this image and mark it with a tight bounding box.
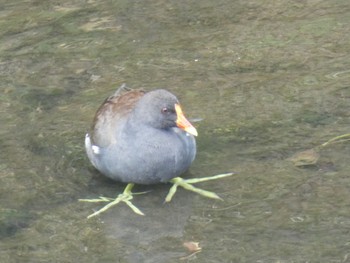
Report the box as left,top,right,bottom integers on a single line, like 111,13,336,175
85,87,196,184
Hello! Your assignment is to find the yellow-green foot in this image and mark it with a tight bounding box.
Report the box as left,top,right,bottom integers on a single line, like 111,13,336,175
165,173,235,203
79,183,146,218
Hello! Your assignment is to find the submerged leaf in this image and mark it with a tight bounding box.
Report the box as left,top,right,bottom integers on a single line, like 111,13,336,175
288,149,320,167
183,241,202,252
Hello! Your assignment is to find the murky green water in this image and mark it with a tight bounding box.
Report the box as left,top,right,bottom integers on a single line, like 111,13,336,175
1,0,350,262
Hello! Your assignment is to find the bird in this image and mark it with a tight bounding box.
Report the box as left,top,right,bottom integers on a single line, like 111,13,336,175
80,84,233,218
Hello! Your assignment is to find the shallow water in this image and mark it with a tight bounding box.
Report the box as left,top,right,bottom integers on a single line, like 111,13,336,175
1,0,350,262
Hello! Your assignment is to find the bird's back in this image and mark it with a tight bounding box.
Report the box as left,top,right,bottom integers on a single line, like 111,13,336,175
90,85,145,147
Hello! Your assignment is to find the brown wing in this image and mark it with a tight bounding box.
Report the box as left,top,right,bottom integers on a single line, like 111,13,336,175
90,86,145,147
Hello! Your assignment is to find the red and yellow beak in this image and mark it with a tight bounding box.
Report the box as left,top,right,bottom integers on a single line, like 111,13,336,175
175,104,198,136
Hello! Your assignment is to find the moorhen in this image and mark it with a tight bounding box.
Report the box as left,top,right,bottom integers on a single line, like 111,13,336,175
81,85,233,218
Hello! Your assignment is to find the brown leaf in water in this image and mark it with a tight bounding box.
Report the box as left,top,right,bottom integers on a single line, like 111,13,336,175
183,241,202,252
288,149,320,167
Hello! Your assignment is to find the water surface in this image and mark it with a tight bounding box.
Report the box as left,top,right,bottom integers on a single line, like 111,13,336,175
1,0,350,262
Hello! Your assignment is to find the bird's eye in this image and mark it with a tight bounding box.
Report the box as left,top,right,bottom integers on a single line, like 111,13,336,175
161,107,168,113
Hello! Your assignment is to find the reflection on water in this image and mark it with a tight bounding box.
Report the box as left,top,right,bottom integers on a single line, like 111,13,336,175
1,0,350,262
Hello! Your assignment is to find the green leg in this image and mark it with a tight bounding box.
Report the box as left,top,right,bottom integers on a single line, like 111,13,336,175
165,173,235,203
79,183,146,218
